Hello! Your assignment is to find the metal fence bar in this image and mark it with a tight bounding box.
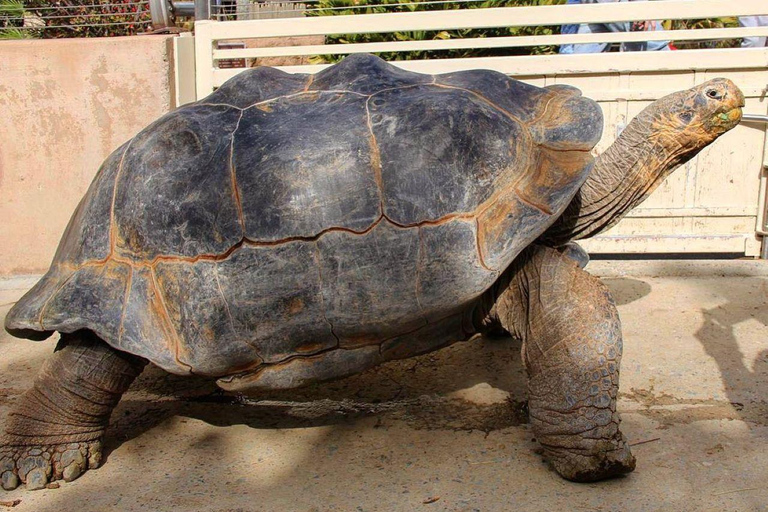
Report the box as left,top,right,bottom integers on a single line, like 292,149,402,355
19,2,149,11
299,0,496,13
2,20,152,29
149,0,172,27
207,0,501,18
195,0,210,19
4,10,150,20
743,114,768,124
1,1,155,34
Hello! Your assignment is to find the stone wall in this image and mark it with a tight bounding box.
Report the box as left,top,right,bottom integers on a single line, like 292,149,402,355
0,35,176,275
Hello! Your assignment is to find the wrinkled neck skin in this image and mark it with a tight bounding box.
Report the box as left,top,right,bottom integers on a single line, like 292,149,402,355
542,105,708,247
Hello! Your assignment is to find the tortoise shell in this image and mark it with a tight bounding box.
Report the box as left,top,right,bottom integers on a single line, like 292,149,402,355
5,54,602,390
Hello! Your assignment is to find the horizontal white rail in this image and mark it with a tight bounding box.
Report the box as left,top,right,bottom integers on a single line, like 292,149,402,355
210,48,768,92
212,27,768,60
627,207,759,218
581,234,755,254
203,0,768,40
198,0,768,97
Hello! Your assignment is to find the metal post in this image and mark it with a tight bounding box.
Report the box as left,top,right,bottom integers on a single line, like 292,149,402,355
742,114,768,124
173,2,195,18
195,0,210,20
149,0,173,29
745,112,768,258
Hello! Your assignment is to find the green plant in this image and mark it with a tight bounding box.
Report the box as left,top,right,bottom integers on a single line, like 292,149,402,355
0,0,23,18
0,0,37,39
0,0,29,39
22,0,152,38
0,26,32,39
306,0,567,63
667,17,740,49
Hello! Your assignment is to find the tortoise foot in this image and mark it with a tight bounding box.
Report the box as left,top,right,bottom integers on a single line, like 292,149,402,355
545,436,636,482
0,439,102,491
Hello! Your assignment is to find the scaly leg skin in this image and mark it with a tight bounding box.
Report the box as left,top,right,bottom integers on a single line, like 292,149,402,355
1,331,146,491
480,244,635,482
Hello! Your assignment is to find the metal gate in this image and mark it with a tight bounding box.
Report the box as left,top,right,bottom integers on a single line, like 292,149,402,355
176,0,768,256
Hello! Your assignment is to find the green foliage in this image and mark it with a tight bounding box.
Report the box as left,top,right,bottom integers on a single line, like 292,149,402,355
0,27,31,39
306,0,566,63
0,0,32,39
667,17,740,50
21,0,152,38
0,0,24,18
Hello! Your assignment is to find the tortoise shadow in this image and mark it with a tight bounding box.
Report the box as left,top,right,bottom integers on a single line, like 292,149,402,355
105,335,530,462
600,277,653,307
101,275,651,463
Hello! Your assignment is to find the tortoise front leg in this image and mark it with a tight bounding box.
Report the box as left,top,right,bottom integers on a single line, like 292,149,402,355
481,244,635,481
1,331,146,490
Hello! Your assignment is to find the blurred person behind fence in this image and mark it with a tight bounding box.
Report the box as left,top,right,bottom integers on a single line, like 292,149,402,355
559,0,670,54
559,0,581,54
739,16,768,47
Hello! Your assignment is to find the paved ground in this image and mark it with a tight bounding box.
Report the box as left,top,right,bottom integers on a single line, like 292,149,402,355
0,261,766,512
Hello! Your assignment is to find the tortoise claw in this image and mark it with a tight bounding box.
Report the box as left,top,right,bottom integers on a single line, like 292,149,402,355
25,468,49,491
0,440,102,491
1,470,19,491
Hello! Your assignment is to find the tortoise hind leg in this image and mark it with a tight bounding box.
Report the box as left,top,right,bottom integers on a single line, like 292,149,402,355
0,331,146,490
484,244,635,481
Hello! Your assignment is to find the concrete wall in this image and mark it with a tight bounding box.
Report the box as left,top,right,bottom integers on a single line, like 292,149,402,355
0,35,175,275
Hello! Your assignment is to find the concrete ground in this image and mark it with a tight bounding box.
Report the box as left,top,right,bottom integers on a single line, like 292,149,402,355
0,261,766,512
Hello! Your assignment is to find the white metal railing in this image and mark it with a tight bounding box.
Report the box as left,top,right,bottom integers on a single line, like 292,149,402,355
193,0,768,95
215,27,768,60
179,0,768,255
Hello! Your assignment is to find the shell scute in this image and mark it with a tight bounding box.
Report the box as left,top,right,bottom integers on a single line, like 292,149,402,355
113,104,243,261
435,69,602,151
311,53,431,94
235,92,381,242
370,84,525,225
205,66,310,108
40,261,130,337
53,142,127,267
151,241,336,374
417,220,497,317
316,221,425,348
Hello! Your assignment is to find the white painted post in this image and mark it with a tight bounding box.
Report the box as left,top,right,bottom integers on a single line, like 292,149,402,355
173,33,197,107
194,20,215,100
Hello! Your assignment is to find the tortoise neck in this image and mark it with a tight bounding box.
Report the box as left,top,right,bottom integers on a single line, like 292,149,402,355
541,107,694,246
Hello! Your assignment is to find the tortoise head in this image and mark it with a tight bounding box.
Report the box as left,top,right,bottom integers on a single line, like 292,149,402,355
647,78,744,153
540,79,745,246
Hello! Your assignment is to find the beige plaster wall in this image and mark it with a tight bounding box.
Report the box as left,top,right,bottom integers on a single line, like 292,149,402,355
0,35,175,275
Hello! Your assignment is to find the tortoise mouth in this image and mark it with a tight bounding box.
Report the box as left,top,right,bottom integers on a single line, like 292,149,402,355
725,106,743,122
712,106,742,130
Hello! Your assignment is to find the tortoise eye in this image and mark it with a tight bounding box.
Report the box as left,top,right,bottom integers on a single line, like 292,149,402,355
706,89,723,100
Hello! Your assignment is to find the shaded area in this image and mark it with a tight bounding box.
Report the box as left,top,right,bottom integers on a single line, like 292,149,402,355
601,277,652,306
1,271,767,511
694,278,768,424
109,335,529,446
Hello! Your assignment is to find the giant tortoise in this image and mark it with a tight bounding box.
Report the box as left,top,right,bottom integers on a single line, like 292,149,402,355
1,54,744,489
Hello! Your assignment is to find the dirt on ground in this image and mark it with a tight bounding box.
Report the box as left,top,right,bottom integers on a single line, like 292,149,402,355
0,262,766,512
